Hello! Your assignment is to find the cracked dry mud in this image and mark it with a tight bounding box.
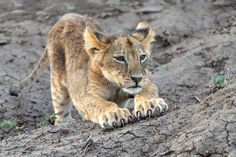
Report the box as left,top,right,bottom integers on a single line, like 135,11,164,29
0,0,236,156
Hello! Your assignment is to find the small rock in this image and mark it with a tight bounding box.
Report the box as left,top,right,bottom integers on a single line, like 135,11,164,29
0,34,10,46
136,5,163,14
11,10,28,15
232,21,236,26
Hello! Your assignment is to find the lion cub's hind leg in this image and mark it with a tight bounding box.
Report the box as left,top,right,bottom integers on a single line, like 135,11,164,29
51,76,74,125
48,45,74,125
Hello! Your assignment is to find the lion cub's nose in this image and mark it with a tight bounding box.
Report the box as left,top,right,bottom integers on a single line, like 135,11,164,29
131,76,142,84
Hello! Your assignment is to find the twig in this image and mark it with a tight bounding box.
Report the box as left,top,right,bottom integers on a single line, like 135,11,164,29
82,135,94,156
192,96,201,103
33,128,44,139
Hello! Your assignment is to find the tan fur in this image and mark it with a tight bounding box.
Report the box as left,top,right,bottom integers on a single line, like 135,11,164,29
10,13,168,128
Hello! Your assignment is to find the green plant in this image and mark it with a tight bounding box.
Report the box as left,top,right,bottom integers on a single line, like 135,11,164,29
228,151,236,157
49,112,56,124
212,75,226,87
209,66,233,92
37,112,56,127
0,119,17,128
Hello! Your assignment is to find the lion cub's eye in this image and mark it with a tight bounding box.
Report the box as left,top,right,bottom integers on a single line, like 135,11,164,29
113,56,126,63
140,54,147,62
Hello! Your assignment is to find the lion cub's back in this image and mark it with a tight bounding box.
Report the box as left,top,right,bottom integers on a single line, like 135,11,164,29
48,13,101,42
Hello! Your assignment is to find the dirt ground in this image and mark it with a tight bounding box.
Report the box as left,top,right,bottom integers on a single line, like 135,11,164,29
0,0,236,156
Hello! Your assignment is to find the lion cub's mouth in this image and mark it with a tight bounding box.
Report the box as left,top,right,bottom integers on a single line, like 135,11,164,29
123,86,142,95
131,85,141,88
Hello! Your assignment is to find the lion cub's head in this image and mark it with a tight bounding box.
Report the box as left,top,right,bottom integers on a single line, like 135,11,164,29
84,22,155,95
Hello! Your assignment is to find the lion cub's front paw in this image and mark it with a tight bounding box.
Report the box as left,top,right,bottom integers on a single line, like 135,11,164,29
98,108,133,129
134,97,168,119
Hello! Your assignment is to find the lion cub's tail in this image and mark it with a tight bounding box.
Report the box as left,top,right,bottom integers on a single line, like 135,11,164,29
9,47,49,96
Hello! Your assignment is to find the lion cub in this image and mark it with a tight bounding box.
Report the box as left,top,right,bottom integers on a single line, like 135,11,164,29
10,13,168,128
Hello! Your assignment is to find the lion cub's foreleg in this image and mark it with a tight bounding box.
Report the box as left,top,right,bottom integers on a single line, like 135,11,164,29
133,81,168,119
80,94,133,128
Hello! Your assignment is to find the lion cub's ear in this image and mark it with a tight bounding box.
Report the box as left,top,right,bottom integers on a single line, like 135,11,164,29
83,27,110,56
132,22,156,54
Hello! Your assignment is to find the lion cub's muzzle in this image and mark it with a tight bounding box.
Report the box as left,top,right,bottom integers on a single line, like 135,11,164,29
122,75,144,95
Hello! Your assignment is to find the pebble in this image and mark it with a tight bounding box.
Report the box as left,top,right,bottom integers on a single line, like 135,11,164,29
136,5,163,14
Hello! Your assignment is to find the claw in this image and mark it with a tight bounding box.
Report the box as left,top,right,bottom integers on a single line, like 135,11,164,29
112,122,117,128
154,107,161,116
163,103,168,111
157,98,168,112
147,109,152,118
157,104,163,113
128,116,133,123
102,123,106,128
136,111,142,120
120,118,126,127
